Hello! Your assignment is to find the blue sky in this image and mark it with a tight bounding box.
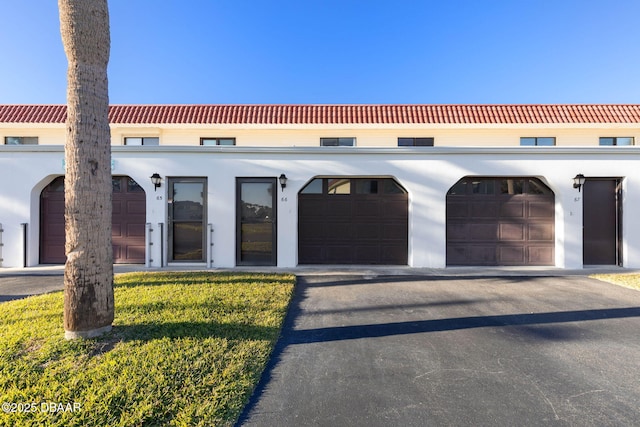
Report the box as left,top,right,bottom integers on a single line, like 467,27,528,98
1,0,639,105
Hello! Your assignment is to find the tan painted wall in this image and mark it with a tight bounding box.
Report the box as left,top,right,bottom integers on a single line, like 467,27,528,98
2,123,639,147
0,125,66,145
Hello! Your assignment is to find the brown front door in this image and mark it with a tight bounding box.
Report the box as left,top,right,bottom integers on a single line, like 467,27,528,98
446,177,555,266
583,179,622,265
40,176,147,264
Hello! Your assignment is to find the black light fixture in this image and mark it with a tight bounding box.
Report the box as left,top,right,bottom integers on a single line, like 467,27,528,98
150,173,162,191
279,173,288,191
573,174,585,192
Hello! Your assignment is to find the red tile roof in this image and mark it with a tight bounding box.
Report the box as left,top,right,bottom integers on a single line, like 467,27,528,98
1,104,640,125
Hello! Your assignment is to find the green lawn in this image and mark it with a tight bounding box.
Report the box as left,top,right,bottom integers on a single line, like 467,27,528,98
0,272,295,427
591,273,640,291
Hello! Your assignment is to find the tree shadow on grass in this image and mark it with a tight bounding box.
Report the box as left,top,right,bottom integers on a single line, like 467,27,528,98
108,321,277,342
89,321,279,357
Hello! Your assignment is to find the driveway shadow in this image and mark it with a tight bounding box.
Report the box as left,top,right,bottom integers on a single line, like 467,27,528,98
0,294,32,302
284,306,640,344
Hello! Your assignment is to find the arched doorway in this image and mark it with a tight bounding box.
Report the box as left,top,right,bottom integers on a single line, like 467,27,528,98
40,176,147,264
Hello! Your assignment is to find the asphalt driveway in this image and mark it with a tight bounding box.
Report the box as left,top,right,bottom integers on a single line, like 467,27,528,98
239,275,640,426
0,274,64,302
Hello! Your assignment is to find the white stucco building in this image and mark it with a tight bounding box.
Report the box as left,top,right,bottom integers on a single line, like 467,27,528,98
1,104,639,269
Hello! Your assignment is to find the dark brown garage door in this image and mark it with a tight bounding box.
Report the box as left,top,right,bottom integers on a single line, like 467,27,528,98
446,177,555,266
112,176,146,263
298,177,408,264
40,176,146,264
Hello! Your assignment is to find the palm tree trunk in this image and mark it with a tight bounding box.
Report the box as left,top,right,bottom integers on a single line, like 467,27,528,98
59,0,114,339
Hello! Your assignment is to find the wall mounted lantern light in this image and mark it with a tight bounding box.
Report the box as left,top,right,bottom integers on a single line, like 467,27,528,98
573,174,585,192
150,173,162,191
279,174,288,191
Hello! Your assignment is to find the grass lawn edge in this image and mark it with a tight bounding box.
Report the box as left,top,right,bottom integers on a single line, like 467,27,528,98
589,273,640,291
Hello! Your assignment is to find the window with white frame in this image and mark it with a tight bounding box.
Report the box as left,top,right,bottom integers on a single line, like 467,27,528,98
599,137,634,146
124,137,159,146
200,137,236,146
398,137,434,146
4,136,38,145
520,137,556,146
320,137,355,147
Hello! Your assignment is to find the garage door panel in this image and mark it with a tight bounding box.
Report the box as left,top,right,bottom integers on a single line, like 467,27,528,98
498,245,525,263
112,201,122,215
381,199,408,217
326,199,352,216
42,245,66,264
299,199,325,216
46,224,65,237
500,202,524,218
112,245,122,261
528,201,554,218
470,224,498,241
126,245,146,260
468,245,497,264
528,223,554,241
45,232,64,241
354,200,380,216
48,199,65,214
355,246,380,263
125,216,147,227
447,202,469,218
383,223,408,239
298,245,324,263
326,246,353,263
299,222,324,240
446,245,467,265
381,245,407,264
355,223,380,239
528,246,554,264
446,245,493,265
499,223,525,241
324,223,353,240
471,202,498,218
127,223,146,237
126,200,146,214
447,223,468,241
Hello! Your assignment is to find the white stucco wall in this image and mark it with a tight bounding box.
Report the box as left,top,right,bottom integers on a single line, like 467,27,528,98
1,145,639,269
